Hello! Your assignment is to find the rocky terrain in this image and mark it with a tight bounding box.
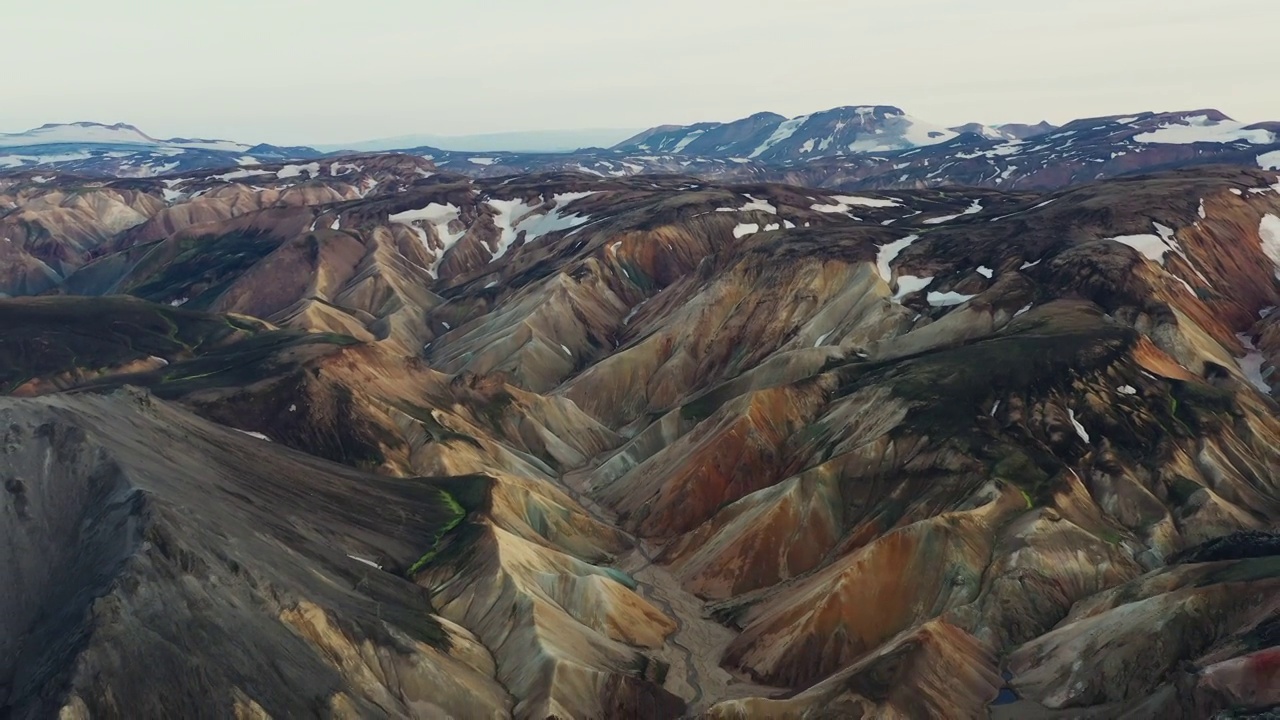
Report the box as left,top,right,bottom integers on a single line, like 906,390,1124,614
1,152,1279,718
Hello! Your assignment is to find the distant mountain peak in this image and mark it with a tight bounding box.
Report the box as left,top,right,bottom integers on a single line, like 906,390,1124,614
4,121,160,148
38,121,146,131
615,104,963,160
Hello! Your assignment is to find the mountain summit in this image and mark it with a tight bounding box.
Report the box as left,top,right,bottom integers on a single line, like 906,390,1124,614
613,105,964,161
0,121,253,151
0,122,319,176
0,121,162,148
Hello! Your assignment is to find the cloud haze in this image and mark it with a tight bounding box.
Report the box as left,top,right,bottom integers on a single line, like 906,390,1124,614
6,0,1275,144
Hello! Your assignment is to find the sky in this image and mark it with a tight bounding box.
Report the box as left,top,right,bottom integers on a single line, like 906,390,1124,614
6,0,1277,145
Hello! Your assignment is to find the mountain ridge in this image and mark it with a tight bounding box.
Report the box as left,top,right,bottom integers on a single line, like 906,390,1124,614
4,108,1280,194
314,127,645,154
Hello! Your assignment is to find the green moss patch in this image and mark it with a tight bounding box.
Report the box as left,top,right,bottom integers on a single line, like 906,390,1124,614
0,296,256,392
124,230,282,309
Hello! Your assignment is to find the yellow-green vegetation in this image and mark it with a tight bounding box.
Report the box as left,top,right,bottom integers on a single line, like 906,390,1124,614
408,488,468,576
991,446,1055,506
1018,487,1034,510
0,295,251,392
125,230,282,309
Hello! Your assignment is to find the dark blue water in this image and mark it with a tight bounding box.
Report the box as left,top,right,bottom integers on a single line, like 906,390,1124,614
991,669,1019,706
991,687,1019,706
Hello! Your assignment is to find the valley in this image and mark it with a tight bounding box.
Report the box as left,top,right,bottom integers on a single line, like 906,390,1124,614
1,142,1278,718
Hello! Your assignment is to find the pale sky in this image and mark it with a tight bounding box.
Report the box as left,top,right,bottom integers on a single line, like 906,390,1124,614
6,0,1276,145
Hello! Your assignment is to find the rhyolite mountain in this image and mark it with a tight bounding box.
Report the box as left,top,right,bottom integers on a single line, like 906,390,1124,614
1,147,1278,719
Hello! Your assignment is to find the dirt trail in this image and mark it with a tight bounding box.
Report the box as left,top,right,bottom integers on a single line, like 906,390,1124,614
620,540,782,716
560,471,781,716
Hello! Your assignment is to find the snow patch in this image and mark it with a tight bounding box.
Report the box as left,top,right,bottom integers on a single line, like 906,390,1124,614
921,199,983,225
1133,115,1276,145
499,191,598,253
1259,215,1280,280
740,194,777,214
813,194,901,215
210,168,271,182
672,130,705,153
717,194,777,215
1110,233,1171,262
235,429,272,442
481,197,532,258
733,223,760,238
749,114,811,158
955,141,1024,160
389,202,467,275
276,162,320,179
839,194,901,208
622,298,649,326
0,150,93,167
1067,409,1090,443
1237,332,1272,393
875,234,919,282
1258,150,1280,170
468,157,497,166
347,555,383,570
976,266,993,278
1117,385,1137,395
927,291,975,307
893,275,934,301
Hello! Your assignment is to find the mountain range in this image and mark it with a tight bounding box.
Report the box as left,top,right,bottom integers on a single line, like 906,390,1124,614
313,128,645,154
4,87,1280,720
2,127,1279,718
4,106,1280,192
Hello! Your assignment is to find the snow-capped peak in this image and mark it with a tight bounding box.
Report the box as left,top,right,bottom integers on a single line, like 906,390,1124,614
0,122,254,153
614,104,961,162
0,122,160,148
1132,112,1276,146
